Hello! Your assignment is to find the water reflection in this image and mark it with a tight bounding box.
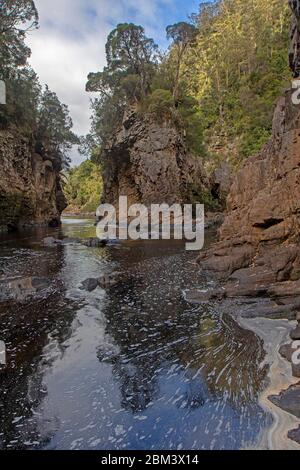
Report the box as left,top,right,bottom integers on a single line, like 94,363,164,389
0,218,271,450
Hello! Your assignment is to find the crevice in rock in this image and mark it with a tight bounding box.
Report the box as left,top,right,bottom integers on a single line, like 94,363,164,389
253,218,284,229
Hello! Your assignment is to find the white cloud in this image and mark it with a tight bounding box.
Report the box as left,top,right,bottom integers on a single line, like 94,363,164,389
26,0,181,165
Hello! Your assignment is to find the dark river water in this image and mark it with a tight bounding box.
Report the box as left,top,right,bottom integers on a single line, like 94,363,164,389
0,218,271,450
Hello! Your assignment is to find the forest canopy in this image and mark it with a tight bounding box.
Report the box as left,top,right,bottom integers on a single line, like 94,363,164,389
0,0,77,170
86,0,291,169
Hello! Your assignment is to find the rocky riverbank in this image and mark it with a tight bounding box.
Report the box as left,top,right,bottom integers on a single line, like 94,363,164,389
185,0,300,447
237,316,300,449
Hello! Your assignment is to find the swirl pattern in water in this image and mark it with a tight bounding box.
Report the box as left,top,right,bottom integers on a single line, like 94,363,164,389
0,218,271,450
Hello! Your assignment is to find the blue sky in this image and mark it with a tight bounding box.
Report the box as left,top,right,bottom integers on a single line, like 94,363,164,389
26,0,206,165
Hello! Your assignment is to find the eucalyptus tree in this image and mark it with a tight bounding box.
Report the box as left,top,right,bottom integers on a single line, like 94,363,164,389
166,22,198,103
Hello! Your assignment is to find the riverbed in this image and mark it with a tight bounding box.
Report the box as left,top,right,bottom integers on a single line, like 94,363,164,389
0,217,272,450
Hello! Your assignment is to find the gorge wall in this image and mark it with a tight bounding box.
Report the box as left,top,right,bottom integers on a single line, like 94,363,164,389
0,129,66,232
198,0,300,317
102,109,208,207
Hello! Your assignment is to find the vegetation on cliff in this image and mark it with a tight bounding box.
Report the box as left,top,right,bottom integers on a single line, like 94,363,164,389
85,0,291,171
0,0,77,172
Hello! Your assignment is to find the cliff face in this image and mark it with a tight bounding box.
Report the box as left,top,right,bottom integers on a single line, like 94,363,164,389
0,129,66,232
198,1,300,317
102,110,208,207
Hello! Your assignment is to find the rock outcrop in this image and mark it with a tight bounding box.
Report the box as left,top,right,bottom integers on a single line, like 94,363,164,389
0,129,66,231
102,109,208,207
197,1,300,316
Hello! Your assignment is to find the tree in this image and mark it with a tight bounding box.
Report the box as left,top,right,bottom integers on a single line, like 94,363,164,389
86,23,159,159
36,86,78,170
106,23,159,98
63,160,103,213
183,0,290,163
0,66,41,130
0,0,38,75
166,22,198,103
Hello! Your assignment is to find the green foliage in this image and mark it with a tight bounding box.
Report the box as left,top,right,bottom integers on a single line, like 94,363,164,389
0,0,38,74
0,67,40,131
86,23,159,155
63,160,103,213
147,89,174,120
86,0,291,170
166,22,198,103
183,0,291,164
35,86,78,170
0,0,77,172
166,22,198,46
177,95,206,156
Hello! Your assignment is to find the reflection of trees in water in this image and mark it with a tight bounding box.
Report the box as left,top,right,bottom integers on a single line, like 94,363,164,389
99,267,210,413
0,247,79,449
100,253,268,416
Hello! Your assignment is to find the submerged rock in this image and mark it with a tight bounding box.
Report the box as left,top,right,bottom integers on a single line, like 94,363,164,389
82,238,108,248
80,278,99,292
184,288,225,303
97,344,120,363
43,237,61,246
98,273,120,288
80,272,122,292
43,237,106,248
0,276,51,301
290,326,300,340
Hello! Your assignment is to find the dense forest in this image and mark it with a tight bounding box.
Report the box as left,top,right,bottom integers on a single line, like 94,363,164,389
83,0,290,183
63,160,103,214
0,0,77,172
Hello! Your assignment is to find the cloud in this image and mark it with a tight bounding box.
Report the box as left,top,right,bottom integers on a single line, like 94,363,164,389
26,0,195,165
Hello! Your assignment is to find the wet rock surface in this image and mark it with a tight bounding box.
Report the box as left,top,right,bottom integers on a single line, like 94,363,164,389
80,272,122,292
80,278,100,292
290,326,300,340
269,383,300,419
43,237,108,248
288,426,300,444
0,276,52,302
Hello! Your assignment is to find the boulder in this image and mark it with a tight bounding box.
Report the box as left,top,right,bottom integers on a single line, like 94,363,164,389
43,237,61,246
81,278,99,292
82,238,108,248
290,326,300,340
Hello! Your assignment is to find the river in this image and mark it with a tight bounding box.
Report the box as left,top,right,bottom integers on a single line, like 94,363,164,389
0,217,272,450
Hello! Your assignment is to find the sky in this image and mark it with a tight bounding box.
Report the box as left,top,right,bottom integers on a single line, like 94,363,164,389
26,0,202,165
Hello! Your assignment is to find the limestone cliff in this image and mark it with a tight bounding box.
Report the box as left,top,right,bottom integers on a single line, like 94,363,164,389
197,1,300,316
102,109,208,207
0,129,66,232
